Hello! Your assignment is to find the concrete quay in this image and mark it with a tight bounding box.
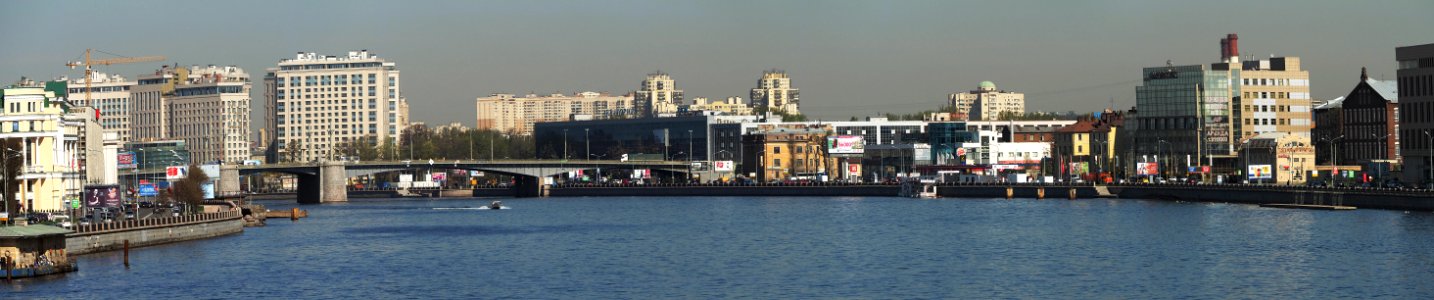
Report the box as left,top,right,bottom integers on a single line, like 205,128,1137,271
66,211,244,255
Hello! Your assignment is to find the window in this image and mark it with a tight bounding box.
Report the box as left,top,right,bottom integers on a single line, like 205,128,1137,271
773,146,780,154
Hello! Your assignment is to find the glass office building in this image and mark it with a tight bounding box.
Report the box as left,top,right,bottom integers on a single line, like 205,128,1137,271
1134,64,1234,169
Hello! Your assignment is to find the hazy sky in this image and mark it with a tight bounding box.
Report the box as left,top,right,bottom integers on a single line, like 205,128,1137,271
3,0,1431,129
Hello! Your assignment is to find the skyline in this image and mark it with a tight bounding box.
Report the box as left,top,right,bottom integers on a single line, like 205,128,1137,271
3,0,1432,129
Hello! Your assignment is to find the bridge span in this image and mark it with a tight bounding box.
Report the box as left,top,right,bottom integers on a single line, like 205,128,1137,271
129,159,689,203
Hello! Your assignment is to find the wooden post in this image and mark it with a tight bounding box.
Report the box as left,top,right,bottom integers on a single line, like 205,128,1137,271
291,207,299,221
1069,188,1078,200
1005,187,1013,199
1037,188,1045,199
123,240,130,267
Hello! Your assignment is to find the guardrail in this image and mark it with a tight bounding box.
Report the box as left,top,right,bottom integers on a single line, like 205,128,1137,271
70,211,242,234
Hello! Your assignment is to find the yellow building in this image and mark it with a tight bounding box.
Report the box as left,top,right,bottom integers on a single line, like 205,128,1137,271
2,85,86,211
687,97,754,116
1241,132,1315,185
741,124,832,181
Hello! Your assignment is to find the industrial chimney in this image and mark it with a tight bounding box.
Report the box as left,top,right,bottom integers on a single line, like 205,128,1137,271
1226,33,1239,60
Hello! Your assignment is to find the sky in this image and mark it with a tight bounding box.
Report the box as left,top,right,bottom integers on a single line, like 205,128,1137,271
3,0,1432,130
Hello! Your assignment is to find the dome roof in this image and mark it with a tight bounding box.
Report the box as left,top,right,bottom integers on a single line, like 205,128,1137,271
978,81,996,90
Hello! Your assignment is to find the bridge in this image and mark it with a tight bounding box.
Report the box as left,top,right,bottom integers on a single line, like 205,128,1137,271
128,160,692,203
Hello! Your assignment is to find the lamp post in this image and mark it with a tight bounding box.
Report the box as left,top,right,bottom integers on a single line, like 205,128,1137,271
585,128,590,161
1425,130,1433,188
563,129,569,161
1320,135,1344,186
1157,139,1172,181
2,148,23,226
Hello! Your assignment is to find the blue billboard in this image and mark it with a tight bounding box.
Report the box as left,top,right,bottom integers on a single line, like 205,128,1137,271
138,183,158,197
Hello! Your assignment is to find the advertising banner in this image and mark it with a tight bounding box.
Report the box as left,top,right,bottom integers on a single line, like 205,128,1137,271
165,166,188,180
714,161,734,172
1247,165,1272,180
117,152,137,169
138,183,158,197
431,172,447,182
84,185,123,208
827,136,865,154
1068,162,1089,174
202,182,215,199
469,170,484,177
1137,162,1159,175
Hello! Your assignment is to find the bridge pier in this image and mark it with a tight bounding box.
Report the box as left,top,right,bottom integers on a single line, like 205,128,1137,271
296,161,348,204
514,176,546,198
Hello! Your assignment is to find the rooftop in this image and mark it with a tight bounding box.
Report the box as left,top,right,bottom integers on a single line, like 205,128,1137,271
0,225,71,238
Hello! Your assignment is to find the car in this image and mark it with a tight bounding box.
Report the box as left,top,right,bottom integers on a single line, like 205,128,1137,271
139,201,155,208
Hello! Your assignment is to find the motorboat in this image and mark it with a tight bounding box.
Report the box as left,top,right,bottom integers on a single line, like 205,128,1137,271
487,201,503,210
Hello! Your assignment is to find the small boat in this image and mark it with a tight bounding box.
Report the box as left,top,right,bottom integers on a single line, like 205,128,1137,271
486,201,504,210
918,185,939,199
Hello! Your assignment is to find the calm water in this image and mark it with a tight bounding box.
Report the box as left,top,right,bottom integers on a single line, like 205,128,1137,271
6,196,1434,298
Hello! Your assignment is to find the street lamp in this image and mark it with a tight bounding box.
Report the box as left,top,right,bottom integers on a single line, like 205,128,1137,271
563,129,569,161
2,148,23,226
1425,130,1433,188
585,128,590,161
1157,139,1172,181
1319,135,1345,186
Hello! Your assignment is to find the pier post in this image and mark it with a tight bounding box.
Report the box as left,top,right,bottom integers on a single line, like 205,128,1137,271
1069,188,1077,200
1036,188,1045,199
1006,187,1013,199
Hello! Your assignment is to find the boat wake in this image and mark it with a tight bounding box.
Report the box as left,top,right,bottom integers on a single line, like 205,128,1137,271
432,207,508,210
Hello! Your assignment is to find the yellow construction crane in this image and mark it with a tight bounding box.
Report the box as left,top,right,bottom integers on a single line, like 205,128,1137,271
64,49,164,105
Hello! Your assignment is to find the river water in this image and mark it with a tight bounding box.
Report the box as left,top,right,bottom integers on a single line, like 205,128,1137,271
6,196,1434,298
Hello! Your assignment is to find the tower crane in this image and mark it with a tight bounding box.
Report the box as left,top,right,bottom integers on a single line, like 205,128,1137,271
65,49,165,105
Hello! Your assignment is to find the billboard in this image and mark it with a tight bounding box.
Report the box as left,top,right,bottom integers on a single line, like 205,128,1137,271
1248,165,1272,180
827,136,865,154
165,166,188,180
84,185,123,208
1137,162,1159,175
431,172,447,182
138,183,158,197
714,160,734,172
117,152,137,169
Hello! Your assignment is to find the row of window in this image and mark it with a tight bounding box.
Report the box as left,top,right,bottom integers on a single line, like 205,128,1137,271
1399,101,1432,124
1244,104,1292,112
1401,74,1434,98
278,62,384,71
278,74,381,87
68,86,131,93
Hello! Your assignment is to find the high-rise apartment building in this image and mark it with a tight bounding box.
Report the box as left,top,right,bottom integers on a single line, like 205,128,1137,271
1397,43,1434,185
475,91,635,135
948,81,1025,121
65,72,134,142
130,65,253,164
1230,59,1312,142
750,70,800,115
265,50,409,162
634,72,683,118
170,65,252,164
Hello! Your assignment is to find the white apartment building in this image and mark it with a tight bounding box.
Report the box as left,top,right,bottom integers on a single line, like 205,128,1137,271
65,72,134,142
265,50,410,162
949,81,1026,121
476,91,635,135
634,72,683,118
169,65,252,164
750,70,800,115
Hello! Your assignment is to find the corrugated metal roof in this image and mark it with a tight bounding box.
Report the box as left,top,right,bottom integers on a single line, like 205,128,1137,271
0,225,71,238
1365,78,1399,103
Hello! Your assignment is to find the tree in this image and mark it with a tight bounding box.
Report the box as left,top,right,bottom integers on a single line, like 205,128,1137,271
282,140,304,163
171,164,209,213
1,139,20,218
